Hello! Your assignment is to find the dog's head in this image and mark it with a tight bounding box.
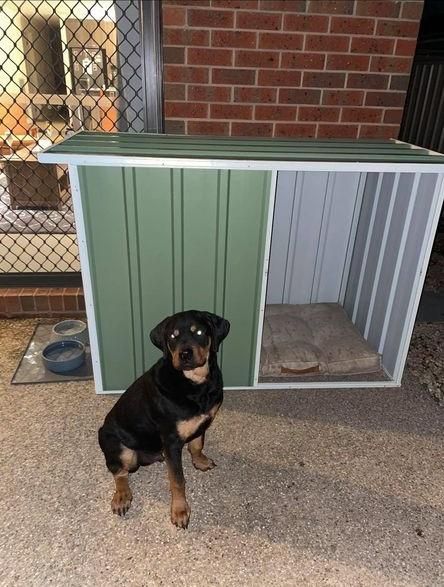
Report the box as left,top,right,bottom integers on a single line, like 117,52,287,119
150,310,230,371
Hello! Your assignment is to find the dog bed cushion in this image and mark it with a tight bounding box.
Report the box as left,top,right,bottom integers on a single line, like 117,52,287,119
260,303,381,376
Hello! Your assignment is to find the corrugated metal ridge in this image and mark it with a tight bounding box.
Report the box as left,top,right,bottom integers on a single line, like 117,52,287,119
42,131,444,163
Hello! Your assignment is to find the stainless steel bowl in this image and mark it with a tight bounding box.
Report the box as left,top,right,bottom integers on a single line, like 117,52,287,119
52,319,89,345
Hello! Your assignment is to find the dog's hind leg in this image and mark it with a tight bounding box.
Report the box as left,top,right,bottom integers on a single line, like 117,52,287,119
187,433,216,471
110,446,137,516
98,427,137,516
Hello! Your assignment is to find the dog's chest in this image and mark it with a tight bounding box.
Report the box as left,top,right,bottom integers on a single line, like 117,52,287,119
176,403,220,441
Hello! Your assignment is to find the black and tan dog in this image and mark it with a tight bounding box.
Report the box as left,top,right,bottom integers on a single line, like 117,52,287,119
98,310,230,528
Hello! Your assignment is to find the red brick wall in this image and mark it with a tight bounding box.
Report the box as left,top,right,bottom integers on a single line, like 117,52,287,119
162,0,424,138
0,288,85,318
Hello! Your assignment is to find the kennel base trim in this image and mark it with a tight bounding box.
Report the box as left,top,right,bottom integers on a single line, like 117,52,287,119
39,133,444,393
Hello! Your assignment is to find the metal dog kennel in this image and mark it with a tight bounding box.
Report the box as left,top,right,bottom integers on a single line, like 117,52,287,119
39,132,444,393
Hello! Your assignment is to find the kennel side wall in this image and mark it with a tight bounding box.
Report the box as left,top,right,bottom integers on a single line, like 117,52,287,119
344,171,443,380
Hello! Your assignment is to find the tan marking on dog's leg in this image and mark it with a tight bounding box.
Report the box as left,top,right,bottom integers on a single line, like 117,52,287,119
188,434,216,471
111,445,136,516
120,445,138,471
111,471,133,516
209,402,221,420
177,414,208,441
165,454,190,529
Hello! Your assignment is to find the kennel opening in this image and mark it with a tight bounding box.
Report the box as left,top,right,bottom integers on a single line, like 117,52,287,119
260,169,441,385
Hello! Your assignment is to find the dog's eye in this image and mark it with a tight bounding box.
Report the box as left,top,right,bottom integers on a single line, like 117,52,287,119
170,334,175,339
170,329,179,339
196,330,203,336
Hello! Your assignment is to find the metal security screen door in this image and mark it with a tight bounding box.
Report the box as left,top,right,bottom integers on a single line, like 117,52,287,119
0,0,162,286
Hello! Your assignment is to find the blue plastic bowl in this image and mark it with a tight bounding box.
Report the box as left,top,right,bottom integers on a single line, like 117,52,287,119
41,340,86,373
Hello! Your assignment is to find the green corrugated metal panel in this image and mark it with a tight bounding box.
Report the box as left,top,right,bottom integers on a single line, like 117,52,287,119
79,166,136,390
222,171,270,385
43,131,444,164
79,166,271,390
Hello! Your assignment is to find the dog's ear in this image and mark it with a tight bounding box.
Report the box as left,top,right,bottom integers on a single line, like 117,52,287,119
201,312,230,352
149,316,171,356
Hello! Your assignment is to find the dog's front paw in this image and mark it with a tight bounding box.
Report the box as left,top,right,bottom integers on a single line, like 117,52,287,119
192,453,216,472
111,488,133,516
171,500,191,529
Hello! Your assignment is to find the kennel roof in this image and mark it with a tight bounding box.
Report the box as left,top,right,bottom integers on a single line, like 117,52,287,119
39,131,444,172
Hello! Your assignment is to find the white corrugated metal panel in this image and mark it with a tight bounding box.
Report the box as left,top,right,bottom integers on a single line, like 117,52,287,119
311,172,362,302
344,172,444,380
343,172,380,320
366,173,416,349
381,173,442,378
353,173,394,332
267,171,362,305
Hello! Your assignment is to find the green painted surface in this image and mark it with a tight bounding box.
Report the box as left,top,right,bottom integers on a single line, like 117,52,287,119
223,171,271,385
79,166,271,389
79,167,136,390
133,168,175,370
43,131,444,164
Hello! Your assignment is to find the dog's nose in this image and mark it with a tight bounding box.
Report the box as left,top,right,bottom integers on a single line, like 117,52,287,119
179,348,193,361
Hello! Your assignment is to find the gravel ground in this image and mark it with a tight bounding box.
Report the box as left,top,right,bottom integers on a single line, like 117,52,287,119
424,232,444,293
413,229,444,404
408,323,444,405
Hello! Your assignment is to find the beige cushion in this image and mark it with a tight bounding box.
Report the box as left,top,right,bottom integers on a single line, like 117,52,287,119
261,303,381,377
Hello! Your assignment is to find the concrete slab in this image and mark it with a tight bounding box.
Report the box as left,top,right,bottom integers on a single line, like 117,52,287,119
1,318,443,586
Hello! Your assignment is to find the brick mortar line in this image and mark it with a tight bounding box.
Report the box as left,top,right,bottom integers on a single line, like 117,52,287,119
167,115,400,124
164,44,335,50
166,81,406,89
169,69,411,79
177,64,409,76
165,22,417,32
166,0,422,11
178,51,414,60
175,54,414,64
165,98,405,106
137,116,389,130
175,6,420,20
167,29,418,41
170,9,421,20
165,32,414,40
166,26,419,40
